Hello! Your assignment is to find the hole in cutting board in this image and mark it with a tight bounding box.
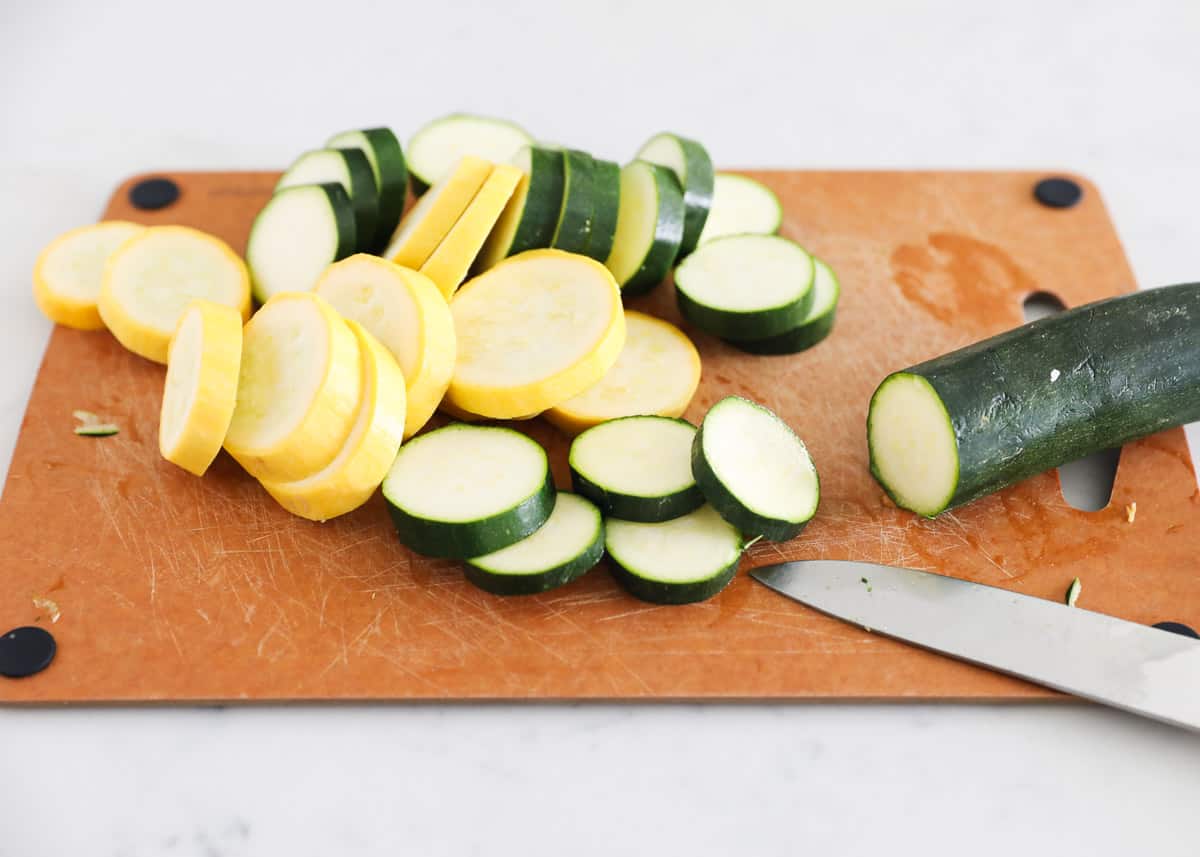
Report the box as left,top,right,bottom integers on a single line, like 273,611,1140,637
1022,291,1121,511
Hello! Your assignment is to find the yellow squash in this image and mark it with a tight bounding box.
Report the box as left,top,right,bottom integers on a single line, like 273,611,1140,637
33,221,145,330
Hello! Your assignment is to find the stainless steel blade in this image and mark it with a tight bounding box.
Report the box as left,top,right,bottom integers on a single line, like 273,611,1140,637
751,560,1200,731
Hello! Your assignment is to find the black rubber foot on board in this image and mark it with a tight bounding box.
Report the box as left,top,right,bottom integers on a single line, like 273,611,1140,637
0,626,57,678
1033,177,1082,209
129,176,180,211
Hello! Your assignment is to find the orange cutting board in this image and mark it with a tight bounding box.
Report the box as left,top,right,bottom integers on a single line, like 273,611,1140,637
2,170,1197,703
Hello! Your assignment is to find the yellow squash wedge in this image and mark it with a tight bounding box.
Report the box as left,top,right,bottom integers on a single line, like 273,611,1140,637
224,292,362,481
99,225,251,363
159,300,243,476
383,155,492,269
420,163,522,298
447,249,625,418
33,221,145,330
314,254,455,438
546,311,701,435
261,321,407,521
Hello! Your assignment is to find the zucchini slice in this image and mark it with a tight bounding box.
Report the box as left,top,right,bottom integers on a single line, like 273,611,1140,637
605,505,743,604
546,311,700,436
569,415,703,522
247,183,357,303
420,164,522,298
692,396,820,541
634,132,713,258
674,234,815,341
260,320,406,522
382,423,555,559
159,300,242,477
406,113,533,195
465,492,604,595
584,157,621,263
1065,577,1082,607
276,148,379,252
868,282,1200,517
698,173,783,245
726,258,840,355
33,221,144,330
99,225,251,364
314,254,455,439
383,155,493,269
476,145,565,271
447,249,625,419
326,127,408,251
224,292,362,482
604,161,685,296
550,149,596,254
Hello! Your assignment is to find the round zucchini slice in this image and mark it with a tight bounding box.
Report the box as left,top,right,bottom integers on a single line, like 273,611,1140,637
604,160,685,296
725,258,840,355
634,132,713,258
697,173,783,245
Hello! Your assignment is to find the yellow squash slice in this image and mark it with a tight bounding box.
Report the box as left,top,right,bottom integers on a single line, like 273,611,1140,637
33,221,145,330
314,254,455,438
224,292,362,481
420,163,523,299
261,320,407,521
99,225,251,363
546,311,701,435
447,249,625,418
158,300,243,476
383,155,492,269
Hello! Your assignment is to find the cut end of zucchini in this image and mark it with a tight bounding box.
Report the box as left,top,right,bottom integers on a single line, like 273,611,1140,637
698,173,783,245
725,257,840,355
604,161,684,294
605,505,743,604
635,132,713,258
407,113,533,191
247,184,356,303
694,396,819,541
867,373,959,518
466,492,604,596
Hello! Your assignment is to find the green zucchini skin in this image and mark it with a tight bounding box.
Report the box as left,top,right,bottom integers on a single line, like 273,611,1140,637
570,467,703,523
327,148,379,252
584,157,621,263
636,133,713,259
327,127,408,252
870,282,1200,516
464,514,604,596
676,285,814,341
608,553,740,605
617,162,685,298
385,472,556,560
551,150,595,254
508,146,566,256
726,309,835,355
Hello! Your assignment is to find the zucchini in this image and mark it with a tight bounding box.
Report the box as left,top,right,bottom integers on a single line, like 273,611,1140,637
605,505,743,604
550,149,596,254
382,423,555,559
692,396,820,540
477,145,565,271
75,423,120,437
314,254,456,439
584,157,621,263
698,173,782,245
635,132,713,258
545,310,700,435
224,292,362,483
674,234,815,340
569,416,703,522
33,221,144,330
326,127,408,251
726,258,840,354
420,164,522,298
604,160,684,296
407,113,533,195
465,492,604,595
868,282,1200,517
247,183,356,303
99,225,251,364
159,300,242,477
447,249,625,419
1065,578,1082,607
276,148,378,252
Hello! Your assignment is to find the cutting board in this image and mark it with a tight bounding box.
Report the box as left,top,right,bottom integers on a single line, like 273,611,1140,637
3,170,1197,704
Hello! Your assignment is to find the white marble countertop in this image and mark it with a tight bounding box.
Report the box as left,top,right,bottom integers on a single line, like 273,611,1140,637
2,1,1199,853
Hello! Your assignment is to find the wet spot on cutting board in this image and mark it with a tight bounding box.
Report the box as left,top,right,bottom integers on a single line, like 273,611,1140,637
891,233,1037,327
0,626,57,678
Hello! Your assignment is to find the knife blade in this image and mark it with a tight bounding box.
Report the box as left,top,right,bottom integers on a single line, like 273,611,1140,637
750,560,1200,731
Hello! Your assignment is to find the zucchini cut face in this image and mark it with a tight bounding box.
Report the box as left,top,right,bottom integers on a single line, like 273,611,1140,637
604,161,684,296
407,113,533,193
247,184,357,303
698,173,782,245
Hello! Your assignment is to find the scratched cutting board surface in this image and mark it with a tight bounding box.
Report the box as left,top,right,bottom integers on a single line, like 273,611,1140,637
2,170,1198,704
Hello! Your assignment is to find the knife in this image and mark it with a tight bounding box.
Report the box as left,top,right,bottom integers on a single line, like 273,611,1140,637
750,560,1200,731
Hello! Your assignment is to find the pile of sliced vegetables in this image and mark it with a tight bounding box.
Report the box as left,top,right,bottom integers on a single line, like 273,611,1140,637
30,112,842,605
